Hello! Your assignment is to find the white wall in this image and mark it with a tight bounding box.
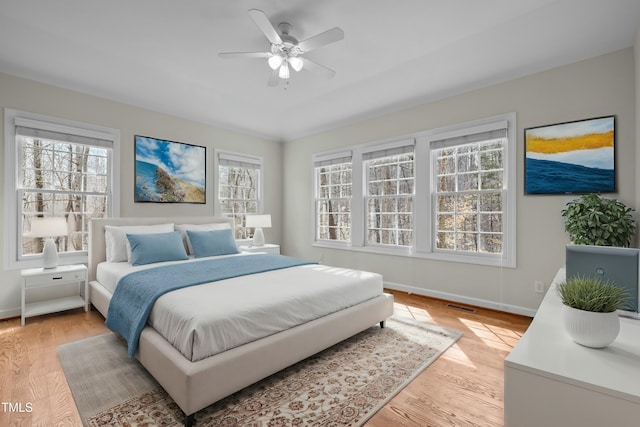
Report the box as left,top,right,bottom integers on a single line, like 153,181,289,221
282,48,636,315
0,72,282,317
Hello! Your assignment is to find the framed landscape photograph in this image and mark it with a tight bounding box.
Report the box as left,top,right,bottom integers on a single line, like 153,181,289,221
134,135,206,203
524,116,615,194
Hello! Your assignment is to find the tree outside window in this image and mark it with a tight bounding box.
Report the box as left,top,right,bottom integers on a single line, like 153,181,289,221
365,153,414,247
315,162,352,242
20,137,110,258
433,140,504,255
217,153,262,239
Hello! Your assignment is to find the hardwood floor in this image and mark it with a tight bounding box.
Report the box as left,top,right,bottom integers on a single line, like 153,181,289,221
0,290,531,426
0,309,108,426
366,291,531,427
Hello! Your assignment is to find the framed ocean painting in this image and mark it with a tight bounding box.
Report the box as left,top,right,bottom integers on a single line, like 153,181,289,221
524,116,615,194
134,135,206,203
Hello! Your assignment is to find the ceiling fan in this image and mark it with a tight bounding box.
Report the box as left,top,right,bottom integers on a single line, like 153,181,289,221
219,9,344,86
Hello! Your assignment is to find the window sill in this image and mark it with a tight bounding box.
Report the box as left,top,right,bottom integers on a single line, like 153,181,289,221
8,253,88,271
312,241,515,268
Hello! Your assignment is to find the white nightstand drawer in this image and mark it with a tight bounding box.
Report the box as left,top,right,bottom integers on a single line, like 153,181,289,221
24,270,86,287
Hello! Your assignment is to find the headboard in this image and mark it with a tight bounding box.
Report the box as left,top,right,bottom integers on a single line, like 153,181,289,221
88,216,235,282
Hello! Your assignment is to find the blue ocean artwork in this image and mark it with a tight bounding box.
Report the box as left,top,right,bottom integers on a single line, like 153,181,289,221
134,135,206,203
525,116,615,194
135,160,162,201
525,158,614,194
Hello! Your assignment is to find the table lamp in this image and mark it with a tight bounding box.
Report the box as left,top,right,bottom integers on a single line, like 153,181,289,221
245,214,271,247
30,217,68,269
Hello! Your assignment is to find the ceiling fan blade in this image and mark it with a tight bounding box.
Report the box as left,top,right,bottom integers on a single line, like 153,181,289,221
218,52,270,59
303,58,336,79
248,9,282,45
298,27,344,52
267,68,280,86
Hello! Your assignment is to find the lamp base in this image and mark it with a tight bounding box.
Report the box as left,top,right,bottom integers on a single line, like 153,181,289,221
42,238,59,269
253,228,265,247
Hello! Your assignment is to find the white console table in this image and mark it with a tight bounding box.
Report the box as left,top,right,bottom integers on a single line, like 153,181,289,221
504,268,640,426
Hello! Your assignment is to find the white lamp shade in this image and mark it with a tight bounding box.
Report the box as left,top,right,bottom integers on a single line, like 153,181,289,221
30,217,67,237
246,214,271,228
278,63,290,79
288,56,303,72
268,54,284,70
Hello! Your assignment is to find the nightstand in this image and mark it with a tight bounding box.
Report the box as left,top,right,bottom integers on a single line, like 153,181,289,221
239,244,280,255
21,264,88,326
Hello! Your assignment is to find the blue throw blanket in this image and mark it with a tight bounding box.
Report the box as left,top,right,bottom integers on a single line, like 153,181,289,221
105,254,317,357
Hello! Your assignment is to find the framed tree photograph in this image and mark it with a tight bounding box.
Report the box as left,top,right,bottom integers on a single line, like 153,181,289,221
134,135,206,203
524,116,615,194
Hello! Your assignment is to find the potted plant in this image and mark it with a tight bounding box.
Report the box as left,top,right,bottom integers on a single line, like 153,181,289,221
557,276,628,348
561,193,635,247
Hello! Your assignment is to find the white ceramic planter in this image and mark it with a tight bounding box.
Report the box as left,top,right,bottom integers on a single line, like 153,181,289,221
562,304,620,348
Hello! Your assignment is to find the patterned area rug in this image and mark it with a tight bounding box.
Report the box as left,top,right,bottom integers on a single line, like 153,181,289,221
58,316,461,426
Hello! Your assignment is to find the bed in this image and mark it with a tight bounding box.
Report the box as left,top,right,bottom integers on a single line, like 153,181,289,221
88,216,394,426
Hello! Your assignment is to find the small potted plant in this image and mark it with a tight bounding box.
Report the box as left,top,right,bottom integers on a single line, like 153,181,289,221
557,276,628,348
561,193,635,247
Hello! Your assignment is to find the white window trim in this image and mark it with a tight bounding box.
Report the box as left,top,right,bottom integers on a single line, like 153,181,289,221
214,149,264,243
312,149,354,246
423,113,516,268
214,149,264,215
4,108,120,270
363,143,415,249
311,113,516,268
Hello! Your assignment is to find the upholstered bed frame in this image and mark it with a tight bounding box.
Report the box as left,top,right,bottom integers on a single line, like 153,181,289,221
88,216,394,426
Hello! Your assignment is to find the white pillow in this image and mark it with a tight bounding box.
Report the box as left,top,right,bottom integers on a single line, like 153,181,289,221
105,223,174,262
175,223,231,254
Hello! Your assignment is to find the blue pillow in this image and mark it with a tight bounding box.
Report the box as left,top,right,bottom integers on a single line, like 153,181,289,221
186,229,239,258
126,231,188,266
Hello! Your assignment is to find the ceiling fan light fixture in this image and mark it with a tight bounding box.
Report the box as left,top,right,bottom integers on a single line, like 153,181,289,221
278,63,290,79
219,9,344,86
268,54,284,70
288,56,303,72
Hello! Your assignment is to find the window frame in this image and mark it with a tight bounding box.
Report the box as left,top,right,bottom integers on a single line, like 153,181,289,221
214,149,264,241
311,113,516,268
363,142,415,250
4,109,120,270
424,117,515,267
313,150,353,246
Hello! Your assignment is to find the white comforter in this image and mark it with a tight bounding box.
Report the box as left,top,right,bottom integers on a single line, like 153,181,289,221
97,254,383,362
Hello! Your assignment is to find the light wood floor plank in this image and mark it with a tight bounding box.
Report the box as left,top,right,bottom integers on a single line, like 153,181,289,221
0,291,530,426
364,290,530,427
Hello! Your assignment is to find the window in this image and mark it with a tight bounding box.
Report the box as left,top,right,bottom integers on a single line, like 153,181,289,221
433,135,505,253
364,144,414,247
216,151,262,239
314,151,352,243
428,118,515,266
4,109,120,269
311,113,516,267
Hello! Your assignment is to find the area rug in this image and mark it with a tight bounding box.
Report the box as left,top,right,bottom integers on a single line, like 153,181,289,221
58,316,461,426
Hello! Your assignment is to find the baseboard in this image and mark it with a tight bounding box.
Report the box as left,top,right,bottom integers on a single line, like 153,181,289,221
384,281,537,317
0,307,21,321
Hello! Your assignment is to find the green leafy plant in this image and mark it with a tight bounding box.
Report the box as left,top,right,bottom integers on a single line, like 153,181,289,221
557,276,629,313
561,194,635,247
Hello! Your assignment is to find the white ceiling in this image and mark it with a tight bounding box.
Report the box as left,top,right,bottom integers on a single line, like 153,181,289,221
1,0,639,142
